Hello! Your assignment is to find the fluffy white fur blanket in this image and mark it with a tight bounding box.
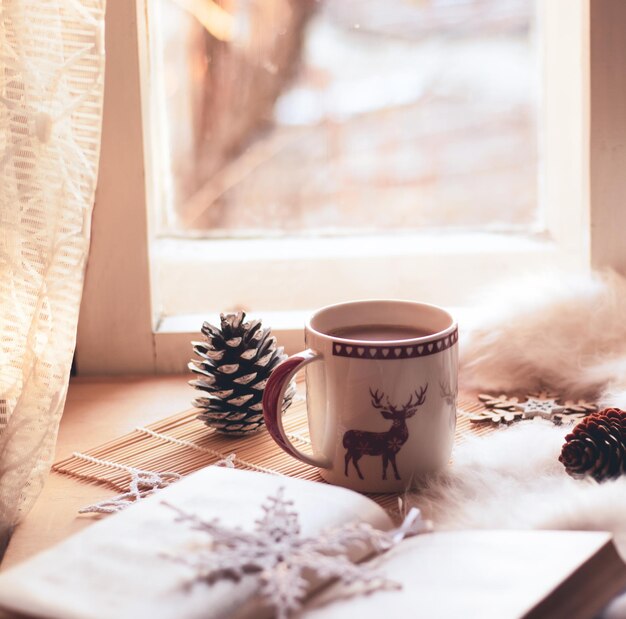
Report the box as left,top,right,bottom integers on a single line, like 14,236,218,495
424,269,626,616
460,269,626,408
412,422,626,550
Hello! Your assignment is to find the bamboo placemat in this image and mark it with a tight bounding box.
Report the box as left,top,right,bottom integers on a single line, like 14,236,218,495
53,394,493,513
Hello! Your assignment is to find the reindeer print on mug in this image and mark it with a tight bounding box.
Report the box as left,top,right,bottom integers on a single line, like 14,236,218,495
342,384,428,481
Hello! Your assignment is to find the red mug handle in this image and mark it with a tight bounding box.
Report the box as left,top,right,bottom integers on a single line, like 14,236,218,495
263,349,332,469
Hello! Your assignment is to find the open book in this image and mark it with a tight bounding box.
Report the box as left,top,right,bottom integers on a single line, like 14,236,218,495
0,466,624,619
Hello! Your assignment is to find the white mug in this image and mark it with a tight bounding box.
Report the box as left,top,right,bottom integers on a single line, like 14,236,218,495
263,300,458,493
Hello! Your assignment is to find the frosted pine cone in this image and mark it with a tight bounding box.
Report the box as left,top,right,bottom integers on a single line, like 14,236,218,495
559,408,626,481
189,312,294,436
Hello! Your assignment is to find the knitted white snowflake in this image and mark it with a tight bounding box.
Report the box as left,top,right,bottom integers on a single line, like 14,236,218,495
163,488,430,618
78,454,235,515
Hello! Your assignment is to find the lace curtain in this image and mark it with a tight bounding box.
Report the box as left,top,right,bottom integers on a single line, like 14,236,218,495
0,0,106,552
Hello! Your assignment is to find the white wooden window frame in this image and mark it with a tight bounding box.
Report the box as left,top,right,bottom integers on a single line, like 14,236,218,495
76,0,626,375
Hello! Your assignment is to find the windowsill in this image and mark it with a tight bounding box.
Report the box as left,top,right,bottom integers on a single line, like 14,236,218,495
159,309,310,334
151,230,561,374
154,228,548,260
157,305,484,354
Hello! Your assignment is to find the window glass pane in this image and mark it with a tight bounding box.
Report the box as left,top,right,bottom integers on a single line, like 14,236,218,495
151,0,538,237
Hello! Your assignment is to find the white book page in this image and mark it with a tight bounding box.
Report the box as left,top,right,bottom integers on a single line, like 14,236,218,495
300,530,615,619
0,467,391,619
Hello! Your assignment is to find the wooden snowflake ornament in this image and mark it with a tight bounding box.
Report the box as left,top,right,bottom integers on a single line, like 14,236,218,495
476,393,522,411
516,393,564,420
470,391,597,426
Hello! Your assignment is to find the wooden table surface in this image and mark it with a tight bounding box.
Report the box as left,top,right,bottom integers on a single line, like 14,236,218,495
1,375,192,571
1,377,621,618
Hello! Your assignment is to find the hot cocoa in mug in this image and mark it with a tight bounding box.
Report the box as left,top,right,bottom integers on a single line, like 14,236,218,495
263,300,458,493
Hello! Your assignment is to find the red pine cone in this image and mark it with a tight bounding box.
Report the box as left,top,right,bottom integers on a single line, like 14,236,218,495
559,408,626,481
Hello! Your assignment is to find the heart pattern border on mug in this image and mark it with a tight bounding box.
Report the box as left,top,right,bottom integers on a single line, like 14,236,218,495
332,327,458,360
